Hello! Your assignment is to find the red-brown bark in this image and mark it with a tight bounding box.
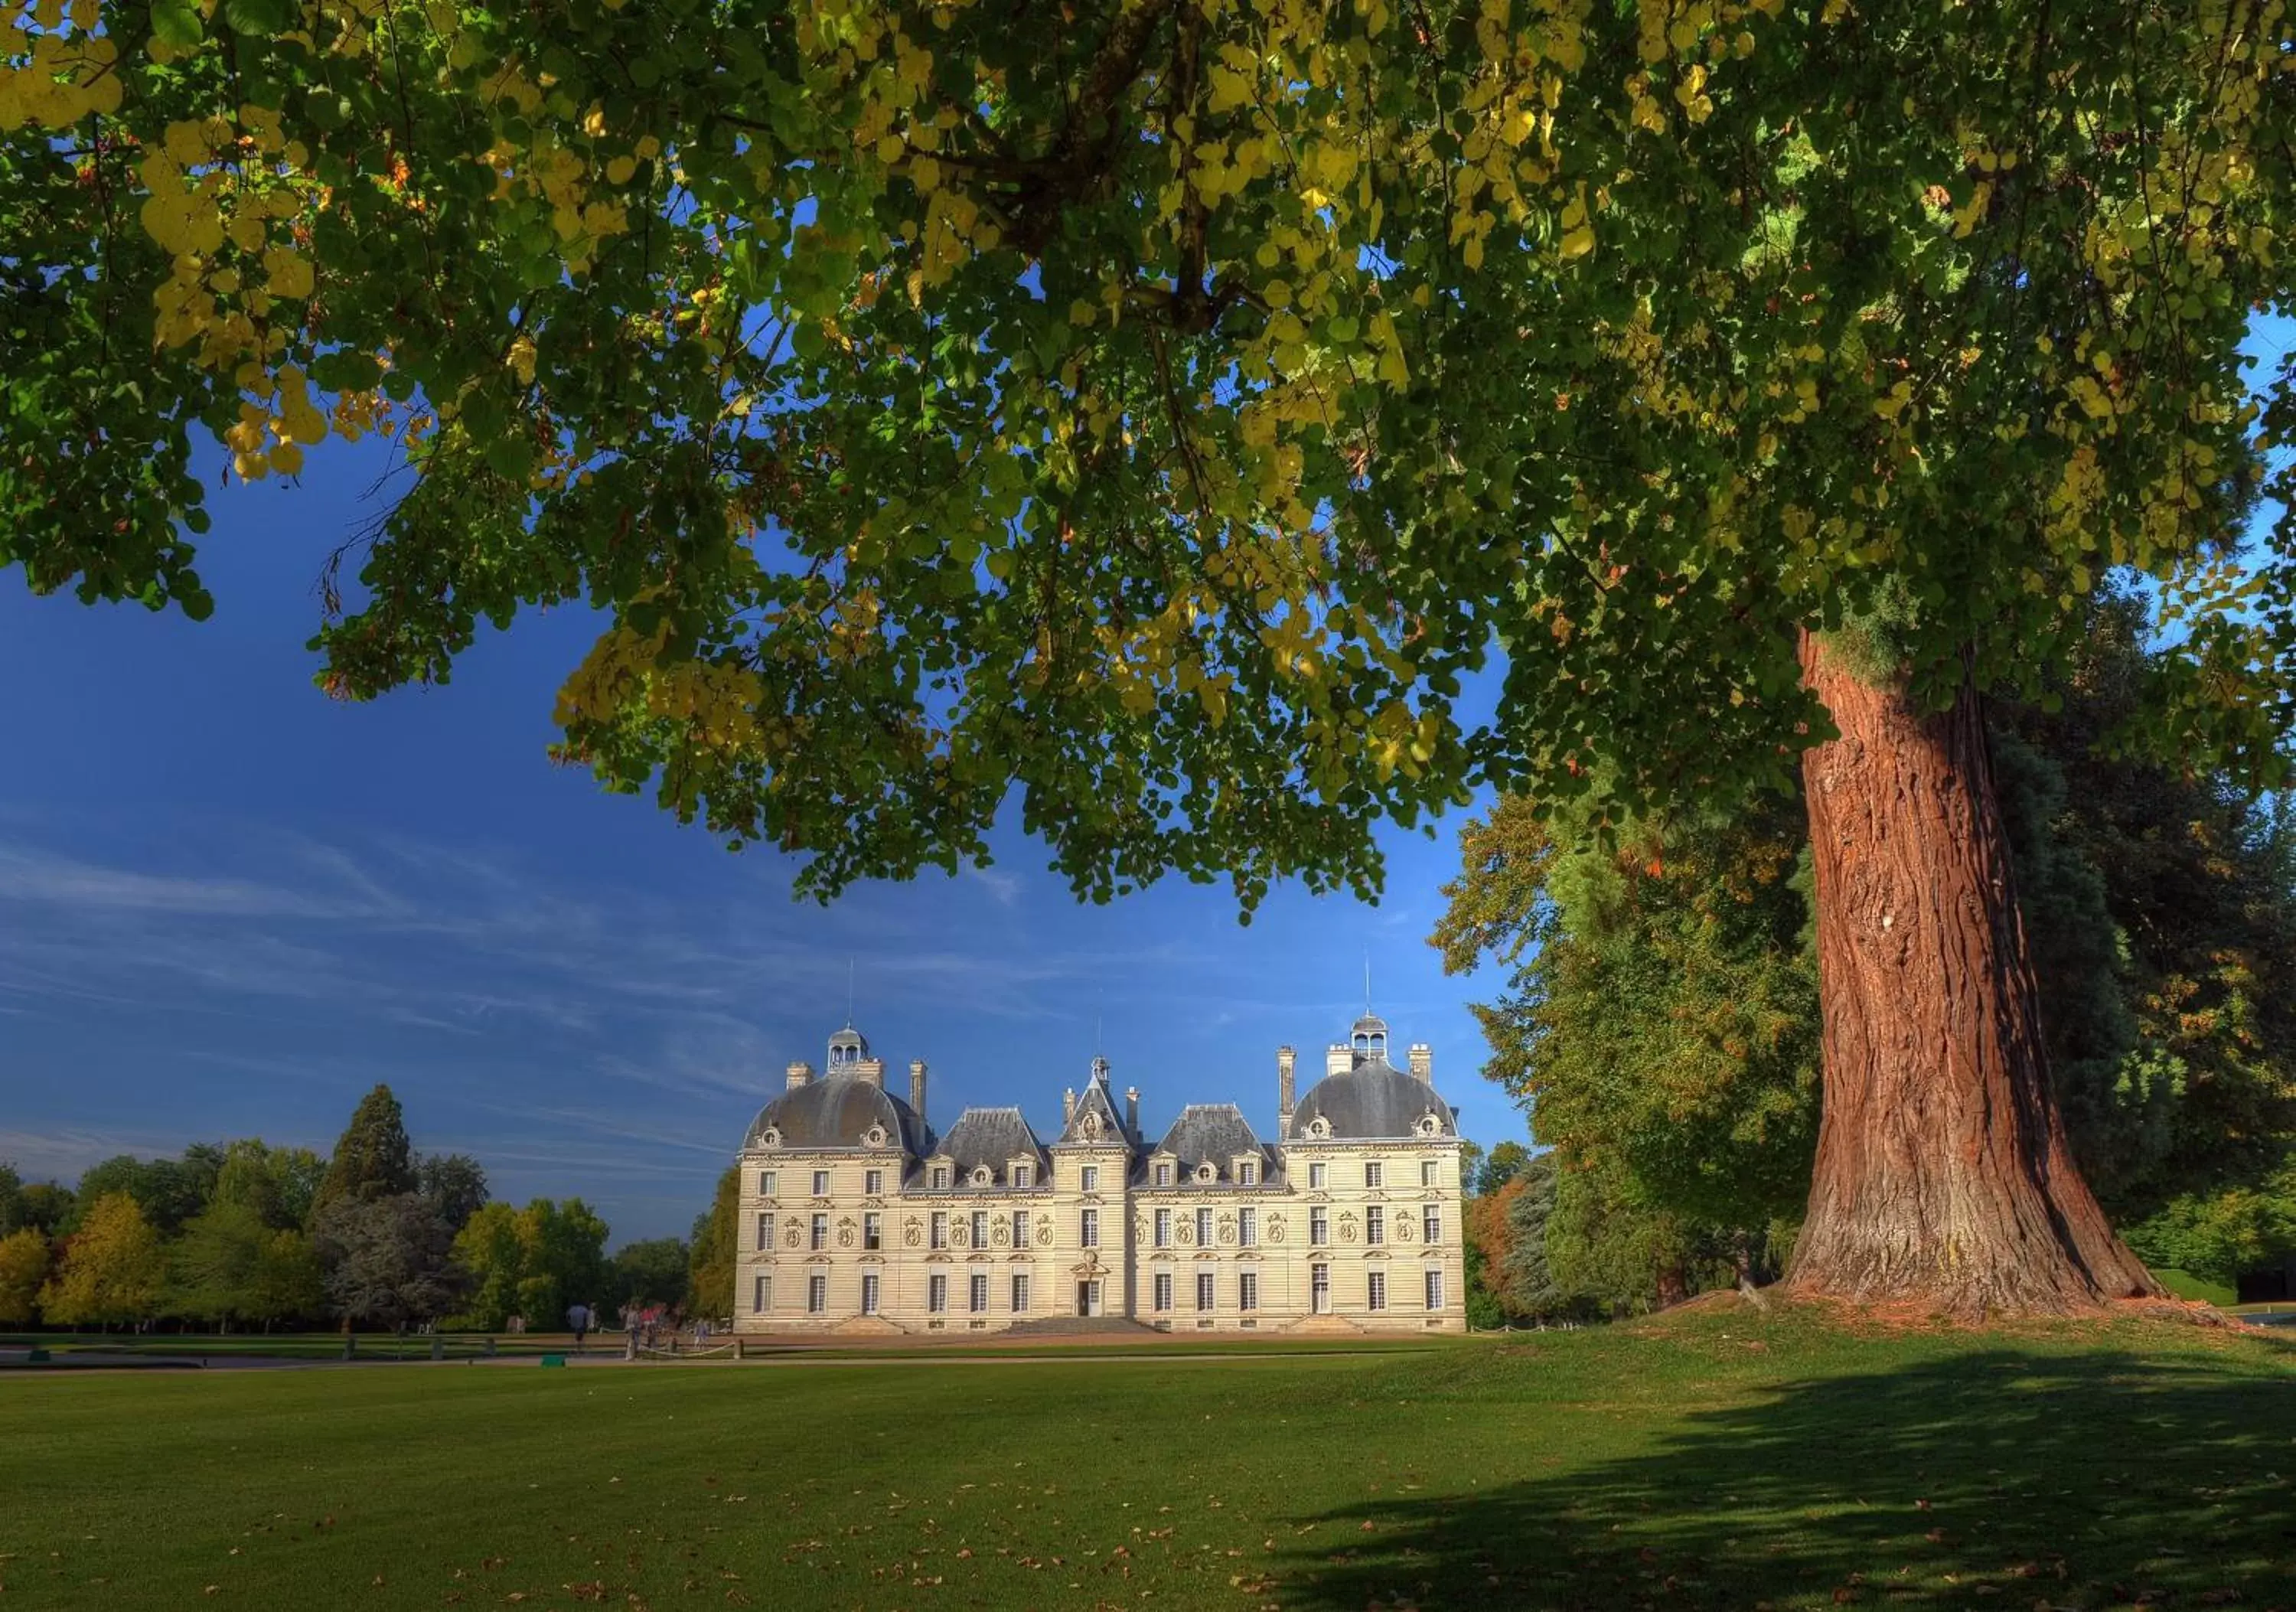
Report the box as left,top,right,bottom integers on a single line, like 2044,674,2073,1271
1783,631,2162,1316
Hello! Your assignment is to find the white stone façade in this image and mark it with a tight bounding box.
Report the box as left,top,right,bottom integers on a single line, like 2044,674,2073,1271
731,1013,1466,1336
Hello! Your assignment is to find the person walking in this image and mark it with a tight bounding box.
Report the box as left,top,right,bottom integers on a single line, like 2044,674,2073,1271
566,1301,592,1353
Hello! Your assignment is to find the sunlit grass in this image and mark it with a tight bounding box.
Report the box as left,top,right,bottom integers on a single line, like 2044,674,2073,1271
3,1307,2290,1610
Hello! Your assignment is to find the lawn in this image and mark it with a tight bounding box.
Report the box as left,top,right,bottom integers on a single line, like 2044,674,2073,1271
2,1306,2291,1611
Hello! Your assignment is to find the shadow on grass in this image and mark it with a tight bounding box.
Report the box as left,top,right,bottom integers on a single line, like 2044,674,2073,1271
1280,1343,2296,1610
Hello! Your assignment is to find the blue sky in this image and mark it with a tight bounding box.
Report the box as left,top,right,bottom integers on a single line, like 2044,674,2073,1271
0,445,1525,1245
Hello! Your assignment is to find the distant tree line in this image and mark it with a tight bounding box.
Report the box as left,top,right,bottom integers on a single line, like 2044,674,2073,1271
1447,600,2296,1322
0,1086,707,1333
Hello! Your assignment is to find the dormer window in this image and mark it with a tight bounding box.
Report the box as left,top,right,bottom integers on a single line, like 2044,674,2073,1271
1308,1118,1330,1140
1013,1163,1033,1189
1196,1163,1217,1183
864,1124,887,1147
1238,1160,1258,1186
1155,1162,1172,1187
762,1127,782,1148
971,1166,993,1187
931,1165,950,1189
1417,1114,1442,1137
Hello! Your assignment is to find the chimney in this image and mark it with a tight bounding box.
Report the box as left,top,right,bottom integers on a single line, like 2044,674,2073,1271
1125,1085,1140,1136
1326,1043,1352,1077
1062,1088,1076,1127
1408,1043,1433,1082
784,1060,814,1091
855,1056,886,1088
908,1059,928,1127
1277,1046,1296,1133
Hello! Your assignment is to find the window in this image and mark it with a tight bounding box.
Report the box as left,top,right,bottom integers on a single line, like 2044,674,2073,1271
970,1273,989,1313
1196,1271,1215,1313
1239,1207,1257,1248
755,1212,770,1251
1081,1208,1100,1248
928,1274,947,1313
1367,1270,1388,1311
752,1274,770,1313
1156,1162,1172,1186
1312,1264,1331,1313
807,1274,827,1314
1422,1205,1441,1245
1365,1161,1384,1189
970,1210,989,1248
810,1212,829,1251
864,1212,882,1251
1012,1209,1030,1248
1310,1207,1330,1246
1081,1165,1100,1193
1239,1271,1258,1312
1014,1163,1032,1189
1424,1269,1445,1310
931,1165,949,1189
759,1170,777,1197
1153,1271,1172,1312
862,1273,879,1315
1420,1160,1439,1189
1309,1163,1327,1190
1365,1206,1385,1245
1239,1160,1257,1186
1011,1274,1030,1313
1154,1208,1172,1248
813,1169,831,1197
1195,1208,1212,1247
931,1211,948,1249
866,1168,884,1196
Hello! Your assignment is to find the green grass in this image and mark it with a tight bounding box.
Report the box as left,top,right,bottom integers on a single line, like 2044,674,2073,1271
2,1307,2291,1610
2152,1268,2241,1307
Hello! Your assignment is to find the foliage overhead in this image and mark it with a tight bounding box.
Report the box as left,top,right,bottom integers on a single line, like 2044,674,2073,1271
4,0,2291,907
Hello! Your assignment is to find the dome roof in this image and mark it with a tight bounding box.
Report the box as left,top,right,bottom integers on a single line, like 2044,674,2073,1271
1289,1056,1454,1141
745,1072,930,1155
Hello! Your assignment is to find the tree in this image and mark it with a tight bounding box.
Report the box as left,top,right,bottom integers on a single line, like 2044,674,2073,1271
38,1193,163,1329
0,1162,19,1238
417,1154,490,1235
167,1201,275,1329
601,1238,693,1319
246,1229,326,1330
212,1140,327,1231
312,1087,415,1218
1440,597,2296,1304
11,1183,72,1238
6,1,2291,1311
0,1228,50,1326
448,1203,526,1331
1477,1142,1533,1199
687,1168,740,1322
311,1193,469,1331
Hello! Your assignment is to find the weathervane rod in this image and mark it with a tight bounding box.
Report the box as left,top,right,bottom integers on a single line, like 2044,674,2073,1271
846,957,855,1029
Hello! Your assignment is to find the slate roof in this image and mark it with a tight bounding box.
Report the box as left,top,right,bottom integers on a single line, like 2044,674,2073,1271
1288,1056,1455,1141
937,1106,1049,1186
1151,1104,1265,1183
745,1073,933,1157
1057,1072,1138,1149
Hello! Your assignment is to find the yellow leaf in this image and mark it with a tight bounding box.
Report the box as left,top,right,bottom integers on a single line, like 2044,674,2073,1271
605,155,637,184
1560,224,1595,259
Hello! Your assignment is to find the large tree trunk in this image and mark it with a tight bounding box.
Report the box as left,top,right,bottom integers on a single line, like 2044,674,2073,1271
1783,630,2162,1317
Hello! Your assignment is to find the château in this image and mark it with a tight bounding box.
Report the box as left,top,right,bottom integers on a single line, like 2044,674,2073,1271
732,1011,1466,1335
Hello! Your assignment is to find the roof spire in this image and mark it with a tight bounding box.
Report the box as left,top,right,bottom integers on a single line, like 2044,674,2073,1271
846,956,856,1029
1364,951,1371,1016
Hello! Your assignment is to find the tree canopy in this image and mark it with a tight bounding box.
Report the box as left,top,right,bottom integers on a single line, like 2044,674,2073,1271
4,0,2289,901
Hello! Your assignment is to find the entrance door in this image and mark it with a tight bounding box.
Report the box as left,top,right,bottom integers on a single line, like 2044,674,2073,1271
1076,1280,1101,1317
